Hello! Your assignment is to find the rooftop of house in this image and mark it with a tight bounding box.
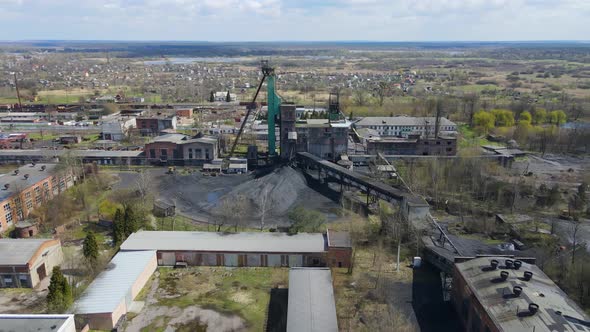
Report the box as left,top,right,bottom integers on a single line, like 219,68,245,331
355,116,457,127
120,231,328,253
327,230,352,248
147,133,217,145
456,256,590,332
75,250,156,315
287,268,338,332
0,238,59,266
0,314,74,332
0,163,57,202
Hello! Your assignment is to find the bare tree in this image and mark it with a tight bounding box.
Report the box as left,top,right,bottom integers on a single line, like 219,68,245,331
353,89,367,107
570,221,580,265
375,82,389,107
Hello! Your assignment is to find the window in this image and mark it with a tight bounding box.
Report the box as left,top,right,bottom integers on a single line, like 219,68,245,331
3,203,11,212
161,149,167,156
149,149,156,158
34,187,41,196
188,148,193,159
35,195,42,206
26,199,33,210
18,275,28,287
5,211,13,224
195,149,202,159
3,275,13,287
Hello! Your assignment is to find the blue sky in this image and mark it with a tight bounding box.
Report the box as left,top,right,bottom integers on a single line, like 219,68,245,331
0,0,588,41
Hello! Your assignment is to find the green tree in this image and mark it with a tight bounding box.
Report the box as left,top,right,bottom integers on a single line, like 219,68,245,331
123,204,138,236
474,110,495,133
349,111,354,121
225,91,231,102
548,184,561,207
112,208,125,246
82,231,99,263
209,91,215,103
548,110,567,125
490,109,515,127
519,111,532,125
288,206,326,234
533,108,547,124
47,266,72,312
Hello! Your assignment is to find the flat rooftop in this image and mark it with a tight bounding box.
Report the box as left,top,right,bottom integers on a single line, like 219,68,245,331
0,163,56,202
287,268,338,332
120,231,327,253
75,250,156,314
0,239,57,266
456,256,590,332
0,314,74,332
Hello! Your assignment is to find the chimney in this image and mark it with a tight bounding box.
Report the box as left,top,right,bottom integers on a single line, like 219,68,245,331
513,286,523,297
505,259,514,269
528,303,539,315
500,271,509,281
490,259,499,270
523,271,533,281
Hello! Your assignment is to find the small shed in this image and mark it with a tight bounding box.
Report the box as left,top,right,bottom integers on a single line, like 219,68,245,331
153,199,175,217
226,163,248,174
15,220,38,238
59,135,82,145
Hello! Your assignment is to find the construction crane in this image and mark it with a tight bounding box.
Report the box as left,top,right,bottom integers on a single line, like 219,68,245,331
229,60,281,157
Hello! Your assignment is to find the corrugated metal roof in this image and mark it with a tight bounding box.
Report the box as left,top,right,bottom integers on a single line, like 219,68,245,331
74,250,156,314
0,239,56,266
456,257,590,332
287,268,338,332
120,231,326,253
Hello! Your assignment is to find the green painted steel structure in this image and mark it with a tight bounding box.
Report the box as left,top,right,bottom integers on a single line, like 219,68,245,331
266,73,281,156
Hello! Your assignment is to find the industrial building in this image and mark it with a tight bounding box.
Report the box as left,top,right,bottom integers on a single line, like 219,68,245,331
0,238,63,288
144,133,218,165
452,256,590,332
119,230,352,268
100,116,136,141
0,314,76,332
287,268,338,332
136,115,177,136
354,116,457,138
280,98,351,161
365,134,457,156
0,163,74,233
74,250,157,330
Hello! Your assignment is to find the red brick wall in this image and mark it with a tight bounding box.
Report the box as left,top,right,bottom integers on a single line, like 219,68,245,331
176,109,193,118
144,142,179,160
136,118,158,130
327,247,352,268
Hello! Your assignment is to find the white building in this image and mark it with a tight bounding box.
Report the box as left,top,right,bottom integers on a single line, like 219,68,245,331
214,91,237,102
354,116,457,138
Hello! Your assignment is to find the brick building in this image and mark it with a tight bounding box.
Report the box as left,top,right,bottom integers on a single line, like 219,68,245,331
0,163,74,234
144,133,218,165
366,135,457,156
452,256,590,332
0,238,63,288
119,230,352,268
175,108,193,118
136,115,177,136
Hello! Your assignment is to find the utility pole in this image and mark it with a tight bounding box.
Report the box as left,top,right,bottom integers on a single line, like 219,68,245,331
14,72,22,112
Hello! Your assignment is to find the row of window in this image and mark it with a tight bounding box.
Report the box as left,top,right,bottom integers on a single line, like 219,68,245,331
366,125,456,132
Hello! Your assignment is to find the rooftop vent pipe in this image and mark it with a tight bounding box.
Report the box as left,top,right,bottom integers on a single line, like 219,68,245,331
514,260,523,270
40,165,46,171
500,271,509,281
23,174,29,180
513,286,523,297
490,259,499,270
528,303,539,315
505,259,514,269
3,184,9,190
13,170,19,175
523,271,533,281
31,162,36,167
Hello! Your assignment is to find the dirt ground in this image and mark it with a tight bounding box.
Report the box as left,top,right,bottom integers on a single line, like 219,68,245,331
0,282,48,314
113,167,340,227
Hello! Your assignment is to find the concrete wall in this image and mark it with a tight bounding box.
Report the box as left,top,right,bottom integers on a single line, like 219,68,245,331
29,242,63,288
155,251,330,268
130,253,157,299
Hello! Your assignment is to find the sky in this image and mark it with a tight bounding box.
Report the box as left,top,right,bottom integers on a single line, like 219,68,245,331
0,0,589,41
